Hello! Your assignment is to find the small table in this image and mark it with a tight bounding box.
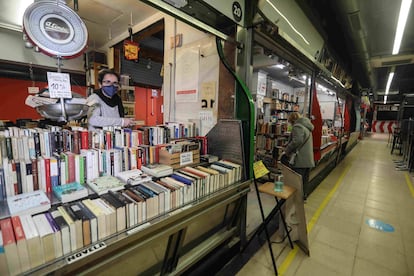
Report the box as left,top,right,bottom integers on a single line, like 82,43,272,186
258,182,296,249
247,180,297,275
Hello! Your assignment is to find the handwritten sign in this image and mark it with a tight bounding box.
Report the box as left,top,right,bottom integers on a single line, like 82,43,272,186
253,160,269,179
47,72,72,98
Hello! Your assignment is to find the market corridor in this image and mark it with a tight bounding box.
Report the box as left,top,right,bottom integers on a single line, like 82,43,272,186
238,133,414,276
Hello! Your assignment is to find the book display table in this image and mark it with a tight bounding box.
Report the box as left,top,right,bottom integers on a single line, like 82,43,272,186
20,180,251,275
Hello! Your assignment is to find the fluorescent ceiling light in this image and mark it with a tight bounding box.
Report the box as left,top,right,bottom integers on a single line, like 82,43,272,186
270,64,286,69
266,0,310,45
392,0,412,54
384,95,388,104
385,72,395,94
330,75,345,88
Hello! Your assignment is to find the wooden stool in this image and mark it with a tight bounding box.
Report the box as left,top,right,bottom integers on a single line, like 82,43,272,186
258,182,296,249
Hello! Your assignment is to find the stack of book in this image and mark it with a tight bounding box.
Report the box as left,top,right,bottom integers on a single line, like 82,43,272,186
86,175,125,195
141,164,173,178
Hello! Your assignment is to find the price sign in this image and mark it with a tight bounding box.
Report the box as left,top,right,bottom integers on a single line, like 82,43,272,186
180,151,193,166
47,72,72,98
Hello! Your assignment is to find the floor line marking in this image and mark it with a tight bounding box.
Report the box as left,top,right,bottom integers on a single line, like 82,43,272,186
404,172,414,197
278,164,351,275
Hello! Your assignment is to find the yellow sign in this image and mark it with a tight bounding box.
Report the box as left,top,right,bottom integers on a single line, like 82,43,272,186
253,160,269,179
124,40,140,60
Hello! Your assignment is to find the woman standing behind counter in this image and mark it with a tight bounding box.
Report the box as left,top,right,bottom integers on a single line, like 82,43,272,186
86,69,134,131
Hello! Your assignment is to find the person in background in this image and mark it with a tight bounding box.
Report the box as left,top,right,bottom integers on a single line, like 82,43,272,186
86,69,134,130
282,112,315,199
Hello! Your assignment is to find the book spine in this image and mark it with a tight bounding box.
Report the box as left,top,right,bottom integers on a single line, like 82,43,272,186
5,137,13,161
0,169,6,201
80,131,89,150
33,132,41,158
32,159,39,191
15,162,23,194
73,131,80,155
44,158,51,193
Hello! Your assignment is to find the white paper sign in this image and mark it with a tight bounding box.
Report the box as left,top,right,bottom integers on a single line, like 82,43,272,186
200,110,215,136
27,86,39,94
47,72,72,98
180,151,193,166
175,47,199,102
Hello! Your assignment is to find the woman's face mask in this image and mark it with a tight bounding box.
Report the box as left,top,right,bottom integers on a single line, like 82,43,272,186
102,85,118,97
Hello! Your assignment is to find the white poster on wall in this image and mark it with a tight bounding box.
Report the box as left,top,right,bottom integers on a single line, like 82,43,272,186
319,101,335,120
200,110,215,136
200,81,216,109
175,47,199,102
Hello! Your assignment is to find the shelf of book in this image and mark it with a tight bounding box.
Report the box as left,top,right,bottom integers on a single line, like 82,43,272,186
0,119,249,275
23,180,250,275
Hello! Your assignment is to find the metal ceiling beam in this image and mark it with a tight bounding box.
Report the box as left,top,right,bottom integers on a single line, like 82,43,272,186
331,0,376,93
140,0,241,47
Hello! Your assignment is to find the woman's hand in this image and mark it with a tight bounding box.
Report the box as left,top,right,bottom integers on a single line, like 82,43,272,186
122,118,135,127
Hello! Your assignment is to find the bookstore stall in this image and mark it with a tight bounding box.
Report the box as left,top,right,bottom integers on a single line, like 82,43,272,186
251,8,360,197
0,1,258,275
0,1,365,275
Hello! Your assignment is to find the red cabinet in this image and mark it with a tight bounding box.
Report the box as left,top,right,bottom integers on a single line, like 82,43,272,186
134,87,163,126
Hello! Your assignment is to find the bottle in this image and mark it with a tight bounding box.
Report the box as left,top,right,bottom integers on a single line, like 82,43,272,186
274,175,284,192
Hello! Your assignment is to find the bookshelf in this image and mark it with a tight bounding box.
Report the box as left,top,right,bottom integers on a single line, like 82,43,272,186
120,85,136,119
255,96,295,170
21,181,250,275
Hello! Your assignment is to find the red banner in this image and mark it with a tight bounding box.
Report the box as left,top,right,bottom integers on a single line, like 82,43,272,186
344,96,351,133
311,86,323,161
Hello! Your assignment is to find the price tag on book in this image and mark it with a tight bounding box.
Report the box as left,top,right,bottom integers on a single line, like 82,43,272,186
47,72,72,98
180,151,193,166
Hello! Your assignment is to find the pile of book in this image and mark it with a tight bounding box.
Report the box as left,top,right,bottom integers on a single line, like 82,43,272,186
0,159,242,275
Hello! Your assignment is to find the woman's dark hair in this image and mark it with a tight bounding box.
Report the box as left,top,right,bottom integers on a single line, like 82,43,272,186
97,69,120,84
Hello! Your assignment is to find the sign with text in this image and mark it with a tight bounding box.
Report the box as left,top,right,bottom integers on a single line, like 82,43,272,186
203,0,245,26
253,160,269,179
47,72,72,98
66,242,106,264
180,151,194,166
200,81,216,109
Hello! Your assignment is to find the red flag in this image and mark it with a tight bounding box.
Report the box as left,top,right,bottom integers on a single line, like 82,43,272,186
311,86,322,161
343,96,351,133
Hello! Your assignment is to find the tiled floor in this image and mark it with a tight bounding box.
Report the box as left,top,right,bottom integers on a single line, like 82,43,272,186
238,133,414,276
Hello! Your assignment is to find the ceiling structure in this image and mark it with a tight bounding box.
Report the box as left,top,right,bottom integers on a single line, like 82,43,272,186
1,0,413,104
298,0,414,104
0,0,163,62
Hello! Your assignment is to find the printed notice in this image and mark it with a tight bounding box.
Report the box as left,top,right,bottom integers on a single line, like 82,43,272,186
47,72,72,98
200,81,216,109
66,242,107,264
200,110,215,136
253,160,269,179
175,47,199,102
180,151,193,166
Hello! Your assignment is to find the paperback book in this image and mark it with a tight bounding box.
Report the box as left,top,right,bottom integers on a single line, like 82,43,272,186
52,182,89,203
86,175,126,195
116,169,151,185
7,190,51,216
141,164,173,178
